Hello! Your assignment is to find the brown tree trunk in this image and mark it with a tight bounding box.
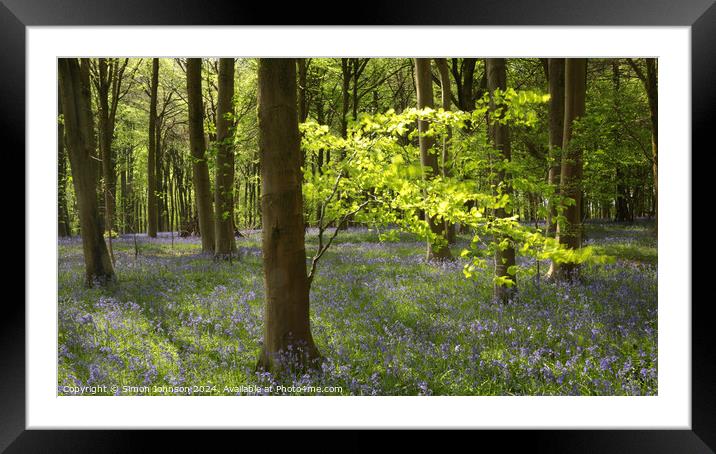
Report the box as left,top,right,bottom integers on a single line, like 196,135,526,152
214,58,237,257
552,58,587,281
487,58,517,303
147,58,159,237
58,91,71,237
546,58,565,237
435,58,457,245
340,58,350,140
58,58,115,286
96,59,118,242
645,59,658,235
414,58,453,261
256,59,321,373
126,148,135,233
186,58,215,253
155,123,165,232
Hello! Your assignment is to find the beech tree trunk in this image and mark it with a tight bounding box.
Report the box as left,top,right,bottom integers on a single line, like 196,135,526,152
414,58,453,261
627,58,658,234
186,58,216,253
58,92,71,237
58,58,115,286
340,58,350,139
553,58,587,281
645,59,658,235
546,58,565,237
214,58,237,257
147,58,159,237
487,58,517,303
435,58,457,245
256,58,320,373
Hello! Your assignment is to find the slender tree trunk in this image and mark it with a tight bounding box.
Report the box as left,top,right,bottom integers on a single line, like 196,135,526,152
97,59,118,243
186,58,216,253
256,58,320,373
436,58,457,245
414,58,453,261
58,92,71,237
613,61,629,224
147,58,159,237
552,58,587,281
546,58,565,236
120,153,127,233
645,59,658,235
215,58,237,257
58,58,115,286
340,58,350,140
487,58,517,303
156,125,164,232
126,148,135,233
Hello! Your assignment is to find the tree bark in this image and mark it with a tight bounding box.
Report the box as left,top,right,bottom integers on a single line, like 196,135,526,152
340,58,350,140
414,58,453,261
96,59,117,240
186,58,216,253
552,58,587,281
435,58,457,245
645,59,658,235
256,58,321,373
58,91,71,237
487,58,517,303
627,58,658,234
147,58,159,237
58,58,115,286
546,58,565,236
214,58,237,257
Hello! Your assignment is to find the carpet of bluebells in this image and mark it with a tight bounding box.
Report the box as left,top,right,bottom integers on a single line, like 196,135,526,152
57,221,657,396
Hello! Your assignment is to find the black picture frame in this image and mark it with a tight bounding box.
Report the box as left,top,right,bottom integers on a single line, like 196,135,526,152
5,0,712,451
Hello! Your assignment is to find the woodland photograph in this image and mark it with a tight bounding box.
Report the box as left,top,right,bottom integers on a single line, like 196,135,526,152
57,57,658,396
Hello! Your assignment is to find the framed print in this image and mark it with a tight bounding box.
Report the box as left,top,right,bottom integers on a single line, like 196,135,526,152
5,0,713,451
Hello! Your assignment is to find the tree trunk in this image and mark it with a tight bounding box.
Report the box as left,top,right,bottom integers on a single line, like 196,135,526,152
58,58,115,286
147,58,159,237
155,123,165,232
435,58,457,245
487,58,517,303
96,59,118,241
340,58,350,140
256,58,320,373
645,59,658,235
546,58,565,236
214,58,237,257
58,91,71,237
552,58,587,281
414,58,453,261
186,58,216,253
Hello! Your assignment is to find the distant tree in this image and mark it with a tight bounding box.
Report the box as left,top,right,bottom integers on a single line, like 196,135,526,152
186,58,215,253
414,58,453,261
552,58,588,281
487,58,517,303
147,58,159,237
58,58,115,286
256,58,321,372
214,58,237,258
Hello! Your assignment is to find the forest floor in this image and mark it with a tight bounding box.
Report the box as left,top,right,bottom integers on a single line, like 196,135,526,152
57,221,657,396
